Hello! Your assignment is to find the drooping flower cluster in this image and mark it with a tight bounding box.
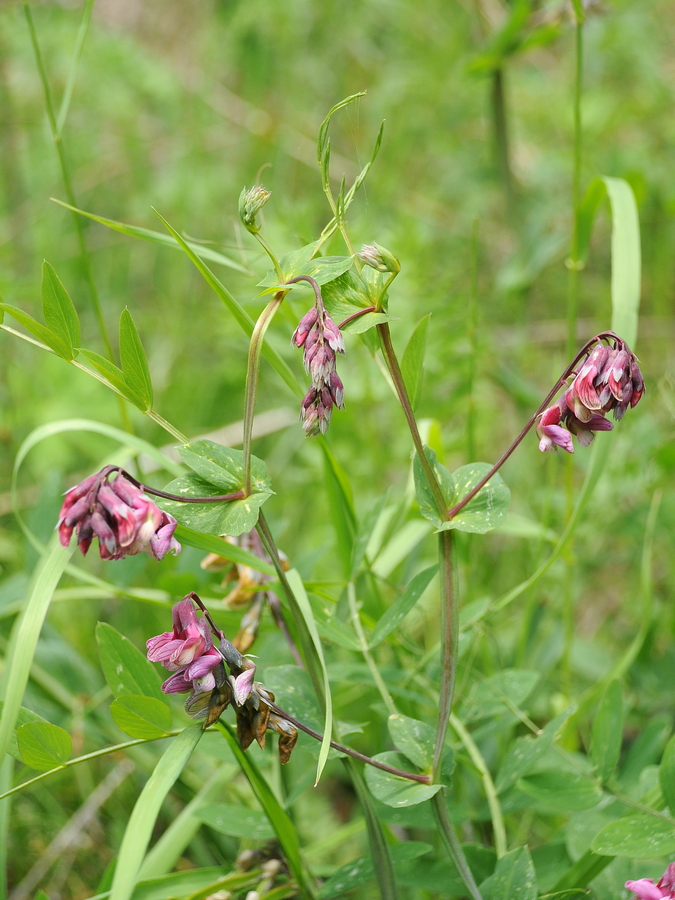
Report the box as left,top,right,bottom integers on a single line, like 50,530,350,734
292,303,345,436
536,336,645,453
58,466,181,561
626,862,675,899
147,595,298,763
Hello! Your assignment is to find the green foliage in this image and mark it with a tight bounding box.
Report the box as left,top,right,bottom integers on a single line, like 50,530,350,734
96,622,164,701
110,695,172,740
17,721,72,770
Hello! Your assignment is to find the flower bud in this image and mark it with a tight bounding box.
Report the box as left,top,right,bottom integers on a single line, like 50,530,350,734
239,185,271,234
359,242,401,274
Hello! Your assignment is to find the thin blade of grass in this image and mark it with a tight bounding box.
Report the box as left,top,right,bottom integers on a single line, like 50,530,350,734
50,199,250,274
174,524,275,575
109,724,204,900
0,537,74,764
55,0,94,136
215,721,317,900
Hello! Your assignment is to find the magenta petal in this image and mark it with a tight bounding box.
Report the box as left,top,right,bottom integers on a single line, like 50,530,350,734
185,649,221,680
162,670,192,694
232,667,256,705
147,634,183,662
542,424,574,454
624,879,663,900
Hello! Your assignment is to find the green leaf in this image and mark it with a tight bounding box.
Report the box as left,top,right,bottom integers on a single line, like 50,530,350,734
365,752,441,807
96,622,164,702
259,252,353,289
178,440,270,493
111,695,172,740
388,714,435,771
119,309,153,410
0,701,47,761
604,176,641,344
173,524,275,575
158,474,271,538
109,725,204,900
496,708,575,792
575,178,607,267
321,270,375,323
216,721,315,900
591,813,675,858
286,569,333,784
318,842,431,900
51,199,250,274
660,734,675,814
16,721,72,770
369,565,438,647
413,447,454,528
317,92,366,162
401,315,429,411
350,492,389,579
480,847,537,900
0,538,73,766
591,680,623,784
41,261,80,353
320,441,356,578
551,850,613,894
462,669,540,722
90,868,256,900
341,311,394,334
440,463,510,535
0,303,72,359
518,770,602,811
78,348,147,409
196,803,274,841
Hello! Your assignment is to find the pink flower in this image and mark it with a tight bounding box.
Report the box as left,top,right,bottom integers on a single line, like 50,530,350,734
147,597,223,695
626,863,675,899
292,298,345,436
57,467,180,561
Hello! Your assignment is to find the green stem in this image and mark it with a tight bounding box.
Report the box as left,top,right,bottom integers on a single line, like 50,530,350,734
467,218,479,463
450,713,507,857
23,2,130,430
347,582,397,716
254,232,284,283
243,292,285,495
377,322,448,518
432,792,483,900
433,531,458,777
491,68,515,219
145,410,189,444
566,19,584,358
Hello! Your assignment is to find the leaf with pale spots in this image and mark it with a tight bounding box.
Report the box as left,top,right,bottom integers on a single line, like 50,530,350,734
177,440,270,493
195,803,275,841
413,446,454,528
479,847,537,900
96,622,164,702
591,814,675,857
365,752,441,807
158,474,271,537
439,462,510,535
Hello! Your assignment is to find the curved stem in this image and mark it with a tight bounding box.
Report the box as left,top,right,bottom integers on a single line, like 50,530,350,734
446,332,619,521
450,713,506,858
242,292,285,495
142,485,244,504
338,305,377,330
285,275,324,310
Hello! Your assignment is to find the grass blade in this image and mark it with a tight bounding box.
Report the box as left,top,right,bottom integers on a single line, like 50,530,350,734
215,721,317,900
50,199,250,274
174,524,275,575
0,537,74,763
602,176,640,344
109,724,204,900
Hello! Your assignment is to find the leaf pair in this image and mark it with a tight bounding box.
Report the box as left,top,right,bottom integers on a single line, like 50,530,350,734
414,447,511,534
0,261,80,360
80,309,153,410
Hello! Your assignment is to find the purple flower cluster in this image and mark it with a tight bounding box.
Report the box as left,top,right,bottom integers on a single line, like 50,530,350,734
292,304,345,436
626,863,675,899
537,339,644,453
146,597,223,694
146,595,298,761
58,467,180,561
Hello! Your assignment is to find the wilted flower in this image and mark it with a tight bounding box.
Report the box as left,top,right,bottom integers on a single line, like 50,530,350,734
626,862,675,899
239,185,271,234
58,466,180,561
536,335,644,454
292,299,345,436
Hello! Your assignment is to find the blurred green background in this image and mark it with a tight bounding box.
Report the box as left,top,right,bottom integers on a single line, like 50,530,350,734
1,0,674,895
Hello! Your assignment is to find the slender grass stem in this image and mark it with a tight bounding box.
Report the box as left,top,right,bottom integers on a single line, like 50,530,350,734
567,20,584,359
347,582,398,717
243,292,285,495
491,68,515,218
433,531,458,777
450,713,507,858
432,792,483,900
254,232,284,283
145,410,189,445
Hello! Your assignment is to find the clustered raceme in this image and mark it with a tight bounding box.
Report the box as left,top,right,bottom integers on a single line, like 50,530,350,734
147,594,298,763
626,863,675,899
292,301,345,436
58,466,181,561
536,336,645,453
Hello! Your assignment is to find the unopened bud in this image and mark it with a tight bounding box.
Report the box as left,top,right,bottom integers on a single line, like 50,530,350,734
359,242,400,274
239,185,271,234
